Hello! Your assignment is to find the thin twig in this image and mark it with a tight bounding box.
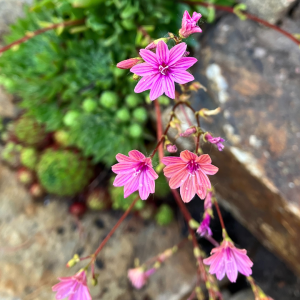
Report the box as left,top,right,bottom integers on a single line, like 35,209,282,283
0,19,85,54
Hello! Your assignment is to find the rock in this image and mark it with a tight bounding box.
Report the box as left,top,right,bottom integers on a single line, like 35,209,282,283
0,0,33,36
189,12,300,275
0,165,196,300
239,0,298,24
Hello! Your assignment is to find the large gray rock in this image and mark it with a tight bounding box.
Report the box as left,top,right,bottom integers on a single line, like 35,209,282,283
189,11,300,275
239,0,298,24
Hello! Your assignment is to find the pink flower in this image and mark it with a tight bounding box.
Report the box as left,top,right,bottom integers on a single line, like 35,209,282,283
128,267,156,289
204,191,213,210
112,150,158,200
52,270,91,300
130,41,197,101
197,213,212,236
162,150,218,202
205,133,225,151
203,240,253,282
117,58,141,69
179,11,202,38
180,127,197,137
166,144,178,153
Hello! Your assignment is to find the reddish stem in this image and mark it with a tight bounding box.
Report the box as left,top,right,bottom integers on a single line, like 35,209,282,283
92,196,139,259
214,200,226,230
0,19,85,54
171,189,207,281
183,1,300,46
154,100,164,162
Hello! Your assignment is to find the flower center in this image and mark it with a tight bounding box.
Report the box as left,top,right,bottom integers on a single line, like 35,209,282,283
133,162,148,177
159,64,169,75
187,160,199,174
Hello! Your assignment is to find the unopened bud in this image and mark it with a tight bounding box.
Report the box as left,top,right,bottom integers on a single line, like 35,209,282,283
117,58,142,69
91,277,98,286
66,254,80,268
189,81,207,92
189,219,200,229
166,144,177,153
180,127,197,137
154,261,161,269
145,38,170,50
132,74,140,80
199,107,221,117
183,51,190,57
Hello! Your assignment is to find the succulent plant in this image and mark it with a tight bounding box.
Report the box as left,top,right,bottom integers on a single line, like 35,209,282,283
17,167,34,185
29,183,44,198
125,94,141,108
37,149,92,196
53,130,72,147
1,142,22,168
99,91,119,109
20,147,39,170
14,116,45,146
87,188,110,210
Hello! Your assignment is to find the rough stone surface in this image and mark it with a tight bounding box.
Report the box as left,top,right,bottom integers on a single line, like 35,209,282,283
190,11,300,275
0,166,196,300
0,0,32,36
239,0,298,23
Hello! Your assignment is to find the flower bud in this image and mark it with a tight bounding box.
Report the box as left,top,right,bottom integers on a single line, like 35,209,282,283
132,74,140,80
180,127,197,137
166,144,177,153
179,11,202,38
116,58,142,69
183,51,190,57
189,81,207,92
145,38,170,50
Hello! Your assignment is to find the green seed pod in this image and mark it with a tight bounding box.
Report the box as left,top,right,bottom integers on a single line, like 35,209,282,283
20,147,38,170
155,204,174,226
37,149,92,196
63,111,80,127
116,107,131,122
125,94,141,108
14,116,45,146
128,123,142,138
132,107,147,123
99,91,119,108
82,98,98,113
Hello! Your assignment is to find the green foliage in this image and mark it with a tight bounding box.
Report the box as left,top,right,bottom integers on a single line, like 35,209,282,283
14,117,45,146
1,142,22,168
109,177,145,211
37,149,92,196
20,148,39,170
155,204,174,226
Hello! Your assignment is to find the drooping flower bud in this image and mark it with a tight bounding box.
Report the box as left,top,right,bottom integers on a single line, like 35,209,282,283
183,51,190,57
204,133,225,151
166,143,177,153
145,37,170,50
189,81,207,92
180,127,197,137
117,58,142,69
179,11,202,38
197,213,212,237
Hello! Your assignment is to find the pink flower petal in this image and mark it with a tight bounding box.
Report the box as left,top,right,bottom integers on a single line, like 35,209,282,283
168,43,187,66
225,250,238,282
134,74,157,93
169,168,189,189
112,162,139,174
147,167,159,180
196,169,211,190
192,12,202,22
139,49,159,67
164,163,186,178
170,57,197,70
195,179,207,199
129,150,145,160
162,75,175,99
124,174,140,198
116,153,135,163
113,173,133,187
156,41,169,65
171,70,194,84
139,171,151,200
200,164,219,175
180,150,197,162
196,154,212,164
180,174,196,203
162,156,183,166
131,62,159,76
150,74,164,100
